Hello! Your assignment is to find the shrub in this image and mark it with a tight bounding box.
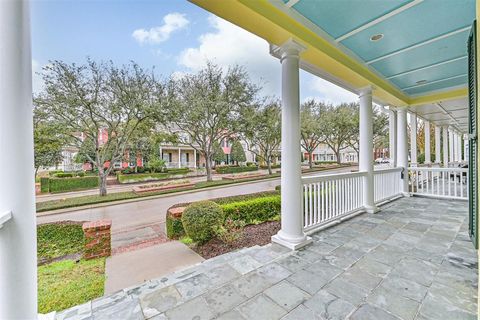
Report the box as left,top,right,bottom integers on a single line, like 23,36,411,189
40,177,50,193
122,167,133,174
215,165,258,174
259,164,281,169
166,168,190,175
181,201,224,243
245,162,256,167
48,170,63,176
222,195,281,224
213,218,245,245
137,166,146,173
48,176,99,193
54,173,74,178
117,172,170,184
166,213,185,239
76,171,85,177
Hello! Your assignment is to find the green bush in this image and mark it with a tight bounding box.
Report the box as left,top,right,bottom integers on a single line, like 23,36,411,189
222,195,281,224
48,176,99,193
167,168,190,175
117,172,170,184
48,170,63,176
40,177,50,193
166,193,281,240
181,201,224,243
166,213,185,239
54,173,74,178
314,161,337,165
259,164,281,169
215,165,258,174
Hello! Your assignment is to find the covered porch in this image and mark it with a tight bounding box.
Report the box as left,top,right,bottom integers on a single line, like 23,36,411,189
56,197,477,319
0,0,479,319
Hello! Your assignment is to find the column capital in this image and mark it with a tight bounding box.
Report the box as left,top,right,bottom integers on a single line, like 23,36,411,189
358,85,375,97
273,39,306,61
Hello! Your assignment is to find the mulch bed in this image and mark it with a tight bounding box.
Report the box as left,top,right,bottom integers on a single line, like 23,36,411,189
191,221,280,259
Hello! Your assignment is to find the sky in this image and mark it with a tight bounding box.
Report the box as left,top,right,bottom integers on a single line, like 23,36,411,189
31,0,358,104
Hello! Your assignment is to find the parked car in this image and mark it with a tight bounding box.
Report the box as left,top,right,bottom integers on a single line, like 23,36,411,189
375,157,390,164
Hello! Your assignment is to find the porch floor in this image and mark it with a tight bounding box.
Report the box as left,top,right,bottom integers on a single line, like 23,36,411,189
56,197,477,320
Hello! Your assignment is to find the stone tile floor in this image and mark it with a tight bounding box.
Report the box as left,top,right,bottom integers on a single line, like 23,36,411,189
56,197,478,320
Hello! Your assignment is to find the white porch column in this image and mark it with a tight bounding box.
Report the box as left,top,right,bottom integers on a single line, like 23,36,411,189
424,120,431,164
397,108,409,193
178,148,181,168
193,149,197,168
449,129,454,163
457,132,462,162
435,125,441,164
410,113,417,166
272,39,311,250
359,87,377,213
0,1,37,318
443,126,449,167
464,135,469,162
388,109,397,167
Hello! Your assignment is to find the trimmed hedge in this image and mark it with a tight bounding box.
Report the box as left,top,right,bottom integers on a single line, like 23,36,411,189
166,168,190,175
117,172,170,184
222,195,280,224
260,164,281,169
48,176,99,193
166,214,185,239
40,177,50,193
215,165,258,174
166,193,281,239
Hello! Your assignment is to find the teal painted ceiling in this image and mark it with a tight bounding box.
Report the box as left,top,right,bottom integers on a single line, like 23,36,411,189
278,0,475,97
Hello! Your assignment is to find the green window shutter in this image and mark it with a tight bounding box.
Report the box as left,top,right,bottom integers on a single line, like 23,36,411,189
467,20,478,249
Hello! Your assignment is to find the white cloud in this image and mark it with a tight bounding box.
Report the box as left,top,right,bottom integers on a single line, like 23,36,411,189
133,13,189,45
305,76,358,105
177,15,280,97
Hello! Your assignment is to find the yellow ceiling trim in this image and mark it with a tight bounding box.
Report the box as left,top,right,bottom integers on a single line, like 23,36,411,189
189,0,467,107
409,87,468,106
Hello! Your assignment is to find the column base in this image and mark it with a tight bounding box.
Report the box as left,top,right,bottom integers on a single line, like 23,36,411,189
364,205,380,214
272,232,312,250
401,192,411,197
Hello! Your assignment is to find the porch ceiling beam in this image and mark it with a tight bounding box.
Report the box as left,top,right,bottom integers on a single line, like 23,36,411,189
401,74,467,90
436,102,461,127
366,26,471,65
285,0,300,8
386,55,467,80
335,0,423,42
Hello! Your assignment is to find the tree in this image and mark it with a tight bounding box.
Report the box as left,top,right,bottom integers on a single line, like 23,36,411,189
230,140,246,164
347,105,389,160
322,103,358,164
163,63,258,181
300,100,325,168
212,141,226,164
240,101,281,175
34,59,160,196
33,108,65,178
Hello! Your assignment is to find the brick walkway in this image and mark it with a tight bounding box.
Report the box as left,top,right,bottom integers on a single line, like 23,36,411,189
55,197,477,320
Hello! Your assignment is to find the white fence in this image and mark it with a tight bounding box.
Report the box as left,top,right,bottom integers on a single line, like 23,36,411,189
408,167,468,200
374,167,403,204
302,171,366,232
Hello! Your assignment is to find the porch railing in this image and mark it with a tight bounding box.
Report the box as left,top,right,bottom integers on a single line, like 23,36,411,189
374,167,403,204
408,167,468,200
302,171,366,232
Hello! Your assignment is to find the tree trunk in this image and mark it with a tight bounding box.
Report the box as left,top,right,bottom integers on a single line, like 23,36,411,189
308,151,313,169
98,169,108,196
335,150,341,164
267,159,272,175
205,155,213,181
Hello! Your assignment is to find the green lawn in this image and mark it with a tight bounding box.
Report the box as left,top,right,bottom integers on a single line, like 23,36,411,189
36,173,281,213
37,223,84,261
38,258,105,313
37,223,106,314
